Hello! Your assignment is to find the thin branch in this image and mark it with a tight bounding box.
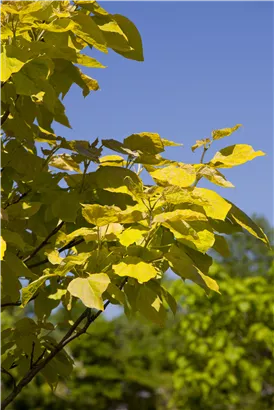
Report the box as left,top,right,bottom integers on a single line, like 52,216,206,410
3,189,31,210
0,301,21,309
23,221,64,264
1,109,10,126
1,278,127,410
30,342,35,369
200,146,208,164
26,238,85,269
1,368,16,390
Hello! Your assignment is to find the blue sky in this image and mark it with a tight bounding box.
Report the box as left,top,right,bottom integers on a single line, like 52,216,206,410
54,1,273,223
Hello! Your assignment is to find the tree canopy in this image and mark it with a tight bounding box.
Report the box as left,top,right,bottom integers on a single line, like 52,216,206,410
0,1,271,408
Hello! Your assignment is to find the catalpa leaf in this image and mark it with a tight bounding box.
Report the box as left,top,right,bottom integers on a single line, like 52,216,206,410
67,273,110,310
191,138,211,153
112,14,144,61
1,237,7,261
150,164,196,188
227,201,270,247
21,274,55,307
192,188,232,220
196,165,234,188
209,144,265,168
212,124,242,141
123,132,164,155
49,154,82,173
165,244,219,293
113,257,158,283
82,204,120,226
136,285,166,327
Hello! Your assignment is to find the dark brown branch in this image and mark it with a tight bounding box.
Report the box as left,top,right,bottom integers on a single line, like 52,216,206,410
1,109,10,126
1,301,21,308
23,221,65,264
1,278,127,410
3,189,31,210
27,238,85,269
1,368,16,390
30,342,35,369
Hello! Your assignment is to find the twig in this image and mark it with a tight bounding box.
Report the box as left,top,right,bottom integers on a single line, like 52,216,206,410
1,278,127,410
23,221,65,264
1,301,21,308
3,189,31,209
1,109,10,126
26,238,85,269
30,342,35,369
1,368,16,390
200,146,208,164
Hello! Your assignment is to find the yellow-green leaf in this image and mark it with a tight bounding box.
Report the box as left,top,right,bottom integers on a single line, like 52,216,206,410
0,47,26,82
161,138,183,147
82,204,120,226
113,257,158,283
21,274,54,307
209,144,265,168
196,165,234,188
212,124,242,141
118,228,146,247
192,188,232,220
49,154,82,173
45,250,63,265
191,138,211,152
212,234,230,257
112,14,144,61
123,132,164,155
1,237,7,261
150,164,196,188
153,209,208,224
227,202,270,246
67,273,110,310
165,244,219,293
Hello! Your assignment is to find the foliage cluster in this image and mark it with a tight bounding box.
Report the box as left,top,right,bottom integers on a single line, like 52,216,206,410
0,1,270,408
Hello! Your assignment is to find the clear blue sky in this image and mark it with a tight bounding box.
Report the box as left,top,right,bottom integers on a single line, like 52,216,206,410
54,1,273,223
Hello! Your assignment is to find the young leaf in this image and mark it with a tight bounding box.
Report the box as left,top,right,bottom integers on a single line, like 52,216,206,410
113,257,158,283
212,124,242,141
67,273,110,310
209,144,265,168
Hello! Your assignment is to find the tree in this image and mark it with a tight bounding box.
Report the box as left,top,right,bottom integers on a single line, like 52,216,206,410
2,231,273,409
0,1,270,408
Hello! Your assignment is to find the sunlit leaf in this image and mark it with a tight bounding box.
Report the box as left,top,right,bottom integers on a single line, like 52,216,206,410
67,273,110,310
212,124,242,141
209,144,265,168
113,257,158,283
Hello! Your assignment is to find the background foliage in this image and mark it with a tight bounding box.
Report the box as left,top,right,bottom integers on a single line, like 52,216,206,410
2,219,274,410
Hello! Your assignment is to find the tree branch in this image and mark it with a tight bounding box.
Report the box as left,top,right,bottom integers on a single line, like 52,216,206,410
23,221,65,264
1,301,21,308
1,278,127,410
1,368,16,391
1,109,10,126
26,238,85,269
3,189,31,210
